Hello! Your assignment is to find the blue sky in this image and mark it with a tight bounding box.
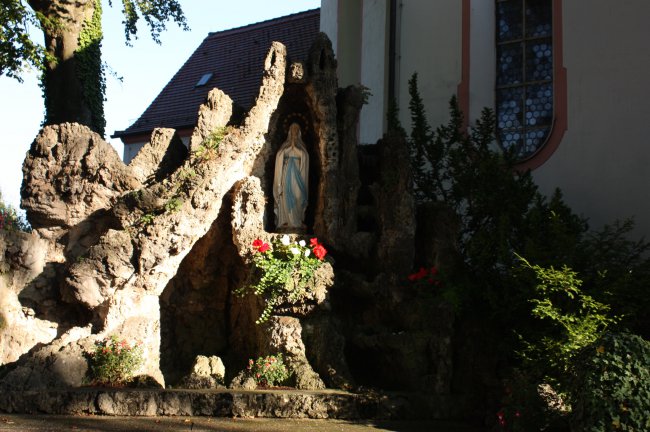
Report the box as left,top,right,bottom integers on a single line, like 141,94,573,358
0,0,320,210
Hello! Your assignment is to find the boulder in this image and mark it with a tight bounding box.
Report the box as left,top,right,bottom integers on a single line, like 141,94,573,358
178,355,226,389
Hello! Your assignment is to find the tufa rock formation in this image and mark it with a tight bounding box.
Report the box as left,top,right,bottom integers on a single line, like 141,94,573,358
1,33,463,417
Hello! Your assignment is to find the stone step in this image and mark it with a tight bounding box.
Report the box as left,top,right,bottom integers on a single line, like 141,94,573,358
0,388,465,420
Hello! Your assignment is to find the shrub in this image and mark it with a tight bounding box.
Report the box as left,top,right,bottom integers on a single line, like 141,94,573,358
495,369,568,432
404,74,587,315
569,332,650,432
515,255,618,390
87,335,143,385
577,220,650,339
247,353,290,387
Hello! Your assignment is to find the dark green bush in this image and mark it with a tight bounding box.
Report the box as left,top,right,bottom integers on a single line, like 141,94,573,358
496,369,568,432
569,332,650,432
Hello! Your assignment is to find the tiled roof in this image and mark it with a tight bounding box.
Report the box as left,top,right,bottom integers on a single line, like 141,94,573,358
114,8,320,139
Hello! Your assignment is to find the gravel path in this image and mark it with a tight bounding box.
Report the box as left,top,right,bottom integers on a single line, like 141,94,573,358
0,415,487,432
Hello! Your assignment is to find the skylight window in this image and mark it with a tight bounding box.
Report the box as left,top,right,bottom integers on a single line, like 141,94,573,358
195,73,213,87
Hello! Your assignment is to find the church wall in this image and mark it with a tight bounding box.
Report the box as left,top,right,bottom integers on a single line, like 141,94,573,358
531,0,650,236
395,0,463,134
359,0,389,145
329,0,650,237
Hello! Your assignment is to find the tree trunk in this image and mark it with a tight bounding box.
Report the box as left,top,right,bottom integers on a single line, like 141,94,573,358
28,0,105,136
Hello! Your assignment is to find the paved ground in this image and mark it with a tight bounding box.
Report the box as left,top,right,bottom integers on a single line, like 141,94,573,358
0,415,487,432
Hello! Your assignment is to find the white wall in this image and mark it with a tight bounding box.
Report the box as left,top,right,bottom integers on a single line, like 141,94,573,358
320,0,339,51
359,0,389,144
123,142,146,164
396,0,463,132
123,136,190,165
533,1,650,236
468,0,495,124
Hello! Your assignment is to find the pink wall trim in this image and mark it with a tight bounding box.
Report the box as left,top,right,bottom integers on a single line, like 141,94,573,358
458,0,471,131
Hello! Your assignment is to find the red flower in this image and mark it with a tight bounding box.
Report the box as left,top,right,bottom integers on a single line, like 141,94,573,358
252,239,270,253
310,238,319,247
408,267,429,281
496,410,506,427
313,244,327,260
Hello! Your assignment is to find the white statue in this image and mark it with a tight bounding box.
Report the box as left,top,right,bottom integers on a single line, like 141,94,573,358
274,123,309,232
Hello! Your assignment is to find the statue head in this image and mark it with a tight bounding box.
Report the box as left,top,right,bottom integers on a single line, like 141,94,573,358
287,123,302,144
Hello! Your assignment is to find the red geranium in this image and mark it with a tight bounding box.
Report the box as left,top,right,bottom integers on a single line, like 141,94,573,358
313,244,327,260
408,266,442,285
308,238,327,260
408,267,429,281
252,239,270,253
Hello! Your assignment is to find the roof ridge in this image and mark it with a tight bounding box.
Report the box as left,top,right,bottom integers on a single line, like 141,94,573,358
207,8,319,38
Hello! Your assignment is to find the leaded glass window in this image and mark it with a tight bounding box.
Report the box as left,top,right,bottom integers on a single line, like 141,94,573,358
496,0,553,159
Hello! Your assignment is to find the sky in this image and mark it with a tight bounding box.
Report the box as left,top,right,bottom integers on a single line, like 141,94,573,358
0,0,320,210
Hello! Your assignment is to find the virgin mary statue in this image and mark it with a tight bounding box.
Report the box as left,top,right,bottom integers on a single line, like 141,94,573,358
273,123,309,232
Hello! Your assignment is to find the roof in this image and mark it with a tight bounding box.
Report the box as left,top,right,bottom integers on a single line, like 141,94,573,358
114,8,320,139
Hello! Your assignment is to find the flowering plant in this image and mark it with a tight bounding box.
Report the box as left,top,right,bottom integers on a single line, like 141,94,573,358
238,235,328,323
247,353,291,387
408,266,442,286
87,335,143,385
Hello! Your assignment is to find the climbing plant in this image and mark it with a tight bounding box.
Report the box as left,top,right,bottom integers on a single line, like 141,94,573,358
74,0,106,135
2,0,188,135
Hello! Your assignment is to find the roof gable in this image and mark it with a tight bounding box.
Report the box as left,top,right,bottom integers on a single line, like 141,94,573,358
115,8,320,139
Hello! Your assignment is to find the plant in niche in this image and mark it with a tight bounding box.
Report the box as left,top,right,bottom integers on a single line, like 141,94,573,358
236,235,328,324
247,353,290,387
87,335,143,386
195,126,231,161
164,197,182,213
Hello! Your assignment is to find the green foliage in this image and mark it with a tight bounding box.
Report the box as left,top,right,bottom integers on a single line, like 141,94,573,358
178,167,196,181
235,235,328,324
75,0,106,135
194,126,231,161
247,353,291,387
569,332,650,432
386,97,406,136
2,0,187,132
0,0,44,80
138,213,155,226
404,72,650,429
359,84,372,105
87,335,143,385
516,255,618,389
163,197,182,213
577,220,650,339
0,191,31,232
405,75,571,310
110,0,189,45
496,369,567,432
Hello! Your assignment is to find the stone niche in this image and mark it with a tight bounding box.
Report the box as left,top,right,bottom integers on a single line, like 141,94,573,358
1,32,462,417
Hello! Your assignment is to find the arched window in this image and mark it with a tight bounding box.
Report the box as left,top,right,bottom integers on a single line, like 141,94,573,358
496,0,553,160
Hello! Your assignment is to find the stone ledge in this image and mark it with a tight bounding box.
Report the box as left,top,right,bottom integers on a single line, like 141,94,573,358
0,389,464,420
